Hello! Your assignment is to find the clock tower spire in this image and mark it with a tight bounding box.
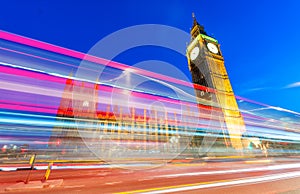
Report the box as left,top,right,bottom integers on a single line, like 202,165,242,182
191,13,207,39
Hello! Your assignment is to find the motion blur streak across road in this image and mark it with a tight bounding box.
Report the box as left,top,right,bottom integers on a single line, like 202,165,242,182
1,158,300,193
125,171,300,194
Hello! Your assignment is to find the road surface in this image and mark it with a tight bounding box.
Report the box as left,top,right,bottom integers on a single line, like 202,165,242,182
1,157,300,193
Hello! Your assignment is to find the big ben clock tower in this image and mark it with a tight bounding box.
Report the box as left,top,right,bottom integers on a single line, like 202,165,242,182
187,14,245,151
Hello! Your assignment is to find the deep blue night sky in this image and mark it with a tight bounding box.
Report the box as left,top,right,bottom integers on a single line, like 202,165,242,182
0,0,299,112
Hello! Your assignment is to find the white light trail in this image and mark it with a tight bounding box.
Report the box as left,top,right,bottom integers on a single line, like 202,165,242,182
143,171,300,193
155,163,300,178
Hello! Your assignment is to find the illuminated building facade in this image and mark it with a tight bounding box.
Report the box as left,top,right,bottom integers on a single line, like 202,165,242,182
48,76,183,157
186,14,246,151
48,77,100,155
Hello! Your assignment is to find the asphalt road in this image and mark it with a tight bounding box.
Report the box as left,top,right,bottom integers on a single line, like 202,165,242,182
1,157,300,193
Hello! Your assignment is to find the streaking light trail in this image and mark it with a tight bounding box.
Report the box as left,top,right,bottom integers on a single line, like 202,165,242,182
0,30,299,163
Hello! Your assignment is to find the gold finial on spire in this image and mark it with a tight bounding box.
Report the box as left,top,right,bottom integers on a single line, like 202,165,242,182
192,12,197,26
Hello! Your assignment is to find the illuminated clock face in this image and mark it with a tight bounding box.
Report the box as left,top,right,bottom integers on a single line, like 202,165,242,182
207,42,219,54
190,46,200,61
